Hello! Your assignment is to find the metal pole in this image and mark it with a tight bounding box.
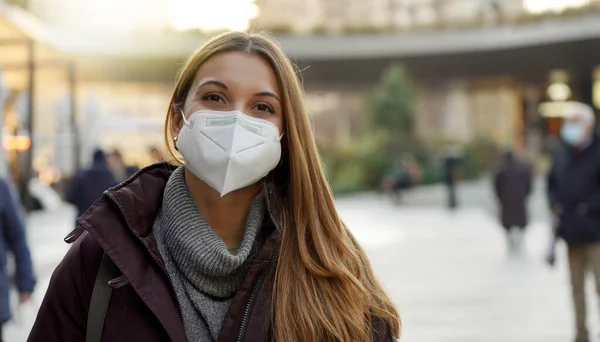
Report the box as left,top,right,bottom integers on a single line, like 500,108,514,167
0,69,6,178
68,62,81,172
19,39,35,211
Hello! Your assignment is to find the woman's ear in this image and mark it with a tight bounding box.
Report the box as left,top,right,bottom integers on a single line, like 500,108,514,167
171,104,183,138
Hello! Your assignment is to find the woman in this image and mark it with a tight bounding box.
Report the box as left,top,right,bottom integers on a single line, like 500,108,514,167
28,31,400,342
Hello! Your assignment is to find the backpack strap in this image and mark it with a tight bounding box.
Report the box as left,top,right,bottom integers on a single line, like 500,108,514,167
87,253,120,342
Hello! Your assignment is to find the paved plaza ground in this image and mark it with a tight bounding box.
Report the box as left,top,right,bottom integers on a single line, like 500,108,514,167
5,179,593,342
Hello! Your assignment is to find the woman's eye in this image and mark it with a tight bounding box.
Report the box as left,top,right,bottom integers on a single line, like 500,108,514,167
202,94,224,103
255,103,275,113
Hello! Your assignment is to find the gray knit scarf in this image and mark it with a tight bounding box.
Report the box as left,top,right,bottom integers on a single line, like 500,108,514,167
154,167,266,341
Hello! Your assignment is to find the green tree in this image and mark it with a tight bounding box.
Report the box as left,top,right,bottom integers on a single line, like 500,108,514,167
320,64,418,194
368,65,415,138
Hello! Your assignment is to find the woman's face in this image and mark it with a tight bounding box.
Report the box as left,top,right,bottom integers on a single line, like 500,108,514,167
174,51,284,136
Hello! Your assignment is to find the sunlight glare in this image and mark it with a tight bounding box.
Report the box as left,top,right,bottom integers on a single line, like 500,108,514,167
170,0,259,31
523,0,589,14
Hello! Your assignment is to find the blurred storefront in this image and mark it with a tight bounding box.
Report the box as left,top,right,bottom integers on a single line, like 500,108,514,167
0,6,73,206
414,77,522,147
303,63,600,166
75,82,171,168
0,3,176,205
415,68,596,154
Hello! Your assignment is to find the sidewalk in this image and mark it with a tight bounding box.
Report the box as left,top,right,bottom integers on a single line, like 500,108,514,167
4,180,584,342
337,195,579,342
4,205,75,341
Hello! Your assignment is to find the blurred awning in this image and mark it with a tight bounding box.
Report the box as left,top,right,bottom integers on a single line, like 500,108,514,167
3,2,600,90
98,114,164,132
0,2,49,42
279,14,600,60
4,1,600,61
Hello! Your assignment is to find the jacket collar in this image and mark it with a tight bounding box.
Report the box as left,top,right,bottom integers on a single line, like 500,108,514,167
101,163,174,235
78,162,283,265
565,133,599,159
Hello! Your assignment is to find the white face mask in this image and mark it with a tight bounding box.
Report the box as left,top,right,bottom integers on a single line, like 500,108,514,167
177,109,283,197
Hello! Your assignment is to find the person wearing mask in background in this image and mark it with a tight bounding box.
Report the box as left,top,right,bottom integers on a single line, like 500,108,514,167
107,149,139,183
29,32,400,342
66,149,117,219
0,177,35,342
493,149,533,254
548,102,600,342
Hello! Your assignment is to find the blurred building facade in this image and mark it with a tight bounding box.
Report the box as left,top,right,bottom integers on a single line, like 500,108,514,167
253,0,531,33
273,0,600,161
0,0,600,189
252,0,323,33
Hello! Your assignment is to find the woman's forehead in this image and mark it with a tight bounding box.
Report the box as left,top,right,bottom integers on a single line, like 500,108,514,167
192,51,280,95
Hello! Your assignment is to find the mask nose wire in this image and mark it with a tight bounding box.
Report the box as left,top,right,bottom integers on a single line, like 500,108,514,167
182,109,285,141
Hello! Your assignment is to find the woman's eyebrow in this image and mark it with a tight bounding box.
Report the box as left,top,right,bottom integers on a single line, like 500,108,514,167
198,80,228,90
255,91,281,103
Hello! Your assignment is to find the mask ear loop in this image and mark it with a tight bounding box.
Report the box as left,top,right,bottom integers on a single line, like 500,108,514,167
180,110,192,127
277,131,286,167
171,106,188,151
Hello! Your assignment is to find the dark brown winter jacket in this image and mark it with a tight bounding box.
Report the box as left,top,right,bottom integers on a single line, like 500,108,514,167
27,163,395,342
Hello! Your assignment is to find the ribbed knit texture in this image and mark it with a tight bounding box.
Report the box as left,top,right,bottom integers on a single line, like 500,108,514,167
154,167,266,341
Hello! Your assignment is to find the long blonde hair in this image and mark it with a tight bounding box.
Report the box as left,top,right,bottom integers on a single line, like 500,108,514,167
164,31,400,342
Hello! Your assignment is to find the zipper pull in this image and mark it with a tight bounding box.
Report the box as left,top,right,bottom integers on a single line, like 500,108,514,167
108,275,129,289
64,227,84,244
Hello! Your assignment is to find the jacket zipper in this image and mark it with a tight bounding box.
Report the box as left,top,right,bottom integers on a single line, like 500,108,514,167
236,188,281,342
236,237,281,342
104,191,189,336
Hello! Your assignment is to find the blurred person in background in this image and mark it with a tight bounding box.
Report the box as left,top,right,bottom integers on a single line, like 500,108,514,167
29,32,400,342
403,154,422,185
0,177,35,342
492,149,533,254
66,149,117,219
547,102,600,342
381,154,421,205
441,145,462,211
107,149,140,182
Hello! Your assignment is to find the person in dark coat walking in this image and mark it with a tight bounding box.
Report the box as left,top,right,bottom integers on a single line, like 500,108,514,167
66,149,117,218
0,177,36,341
493,150,533,254
547,102,600,342
441,145,462,210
